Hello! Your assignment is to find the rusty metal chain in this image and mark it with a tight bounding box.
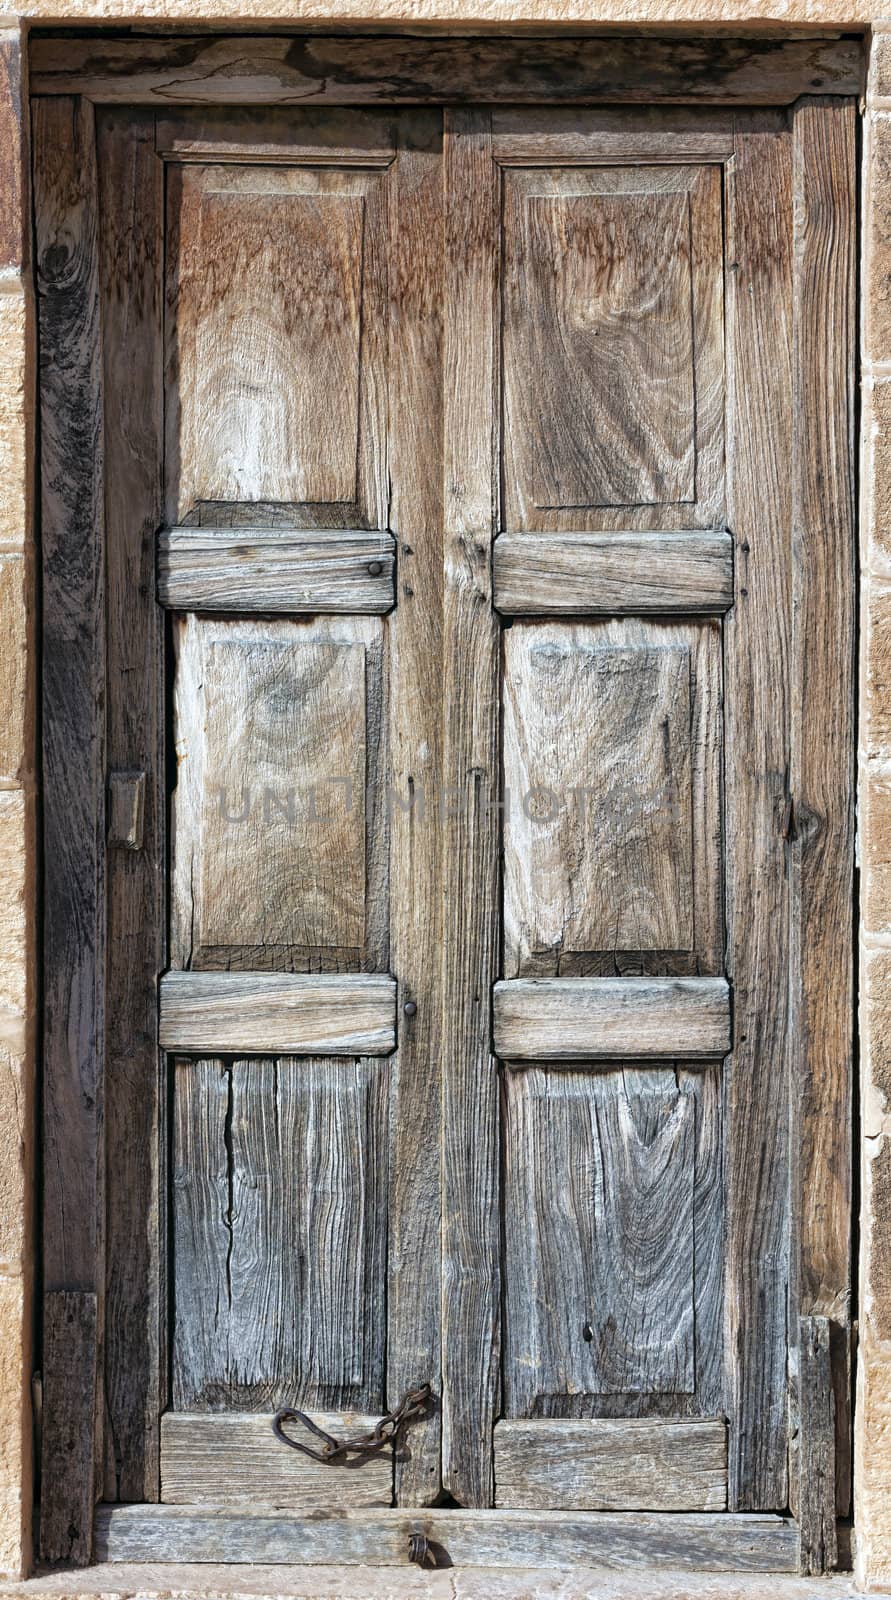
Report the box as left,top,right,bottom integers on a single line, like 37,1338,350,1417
272,1382,432,1466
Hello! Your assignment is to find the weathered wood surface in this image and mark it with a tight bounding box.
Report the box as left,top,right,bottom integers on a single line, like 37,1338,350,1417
493,531,733,615
386,113,444,1507
172,1057,387,1413
170,614,388,974
492,107,736,164
724,113,795,1510
797,1316,837,1575
160,973,396,1055
502,165,723,533
160,1412,392,1508
40,1292,98,1564
158,529,395,613
156,105,396,163
106,771,146,851
440,107,500,1509
34,95,105,1561
501,620,723,978
501,1067,723,1417
789,98,856,1520
494,978,730,1061
494,1418,727,1511
30,32,864,104
94,1505,799,1570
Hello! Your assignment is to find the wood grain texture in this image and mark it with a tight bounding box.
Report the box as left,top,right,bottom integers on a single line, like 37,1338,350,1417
158,529,395,613
502,621,723,976
30,33,864,105
40,1292,98,1564
493,531,733,615
99,113,166,1504
494,1418,727,1511
171,615,388,974
166,162,387,529
492,107,735,165
789,98,856,1520
156,106,396,164
724,114,794,1511
386,113,444,1507
172,1056,387,1413
440,107,500,1508
796,1316,837,1575
106,771,146,852
93,1505,798,1571
159,973,396,1055
502,166,723,533
34,95,105,1559
160,1412,392,1509
501,1067,722,1415
494,979,730,1061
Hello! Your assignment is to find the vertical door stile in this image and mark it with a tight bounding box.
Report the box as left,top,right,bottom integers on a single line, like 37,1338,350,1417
441,108,501,1508
387,109,446,1506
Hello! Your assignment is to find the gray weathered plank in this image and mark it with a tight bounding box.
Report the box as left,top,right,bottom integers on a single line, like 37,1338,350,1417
94,1504,799,1571
159,972,396,1055
790,98,857,1521
797,1316,837,1575
40,1292,98,1564
494,1418,727,1511
161,1412,392,1509
493,531,733,615
494,978,730,1061
106,771,146,851
724,113,795,1510
30,33,864,104
440,106,500,1510
386,112,444,1507
158,529,395,613
172,1057,388,1414
34,94,105,1561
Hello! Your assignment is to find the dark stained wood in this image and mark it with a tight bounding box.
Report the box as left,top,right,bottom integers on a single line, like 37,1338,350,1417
493,978,730,1060
724,113,795,1511
97,108,165,1502
40,1292,98,1564
34,95,105,1562
160,1413,393,1508
493,1418,727,1511
158,529,395,614
790,98,857,1520
797,1315,837,1575
386,112,445,1508
155,105,396,163
493,531,734,615
30,33,864,105
171,1056,388,1414
159,973,397,1055
94,1504,799,1570
440,107,501,1510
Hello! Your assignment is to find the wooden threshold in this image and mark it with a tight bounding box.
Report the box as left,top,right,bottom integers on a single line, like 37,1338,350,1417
159,972,397,1055
493,531,733,616
494,1419,727,1513
158,529,395,614
493,977,731,1061
94,1506,799,1569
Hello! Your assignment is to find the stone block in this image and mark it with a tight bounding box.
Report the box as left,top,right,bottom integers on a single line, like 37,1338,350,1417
0,291,31,552
0,790,32,1025
0,1274,29,1581
0,554,31,785
865,113,891,365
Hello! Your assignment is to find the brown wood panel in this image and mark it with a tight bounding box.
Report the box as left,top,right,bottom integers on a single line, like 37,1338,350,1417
156,106,396,163
501,1066,722,1417
34,94,106,1561
159,972,396,1055
97,106,166,1503
165,163,387,529
157,529,395,614
493,531,734,615
440,107,501,1509
502,165,723,533
170,615,388,974
172,1056,388,1414
492,107,736,164
30,33,864,105
161,1413,392,1509
493,978,730,1061
502,620,722,978
494,1418,727,1511
724,113,795,1510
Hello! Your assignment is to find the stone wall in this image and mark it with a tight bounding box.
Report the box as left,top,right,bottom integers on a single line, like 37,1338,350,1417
0,9,889,1591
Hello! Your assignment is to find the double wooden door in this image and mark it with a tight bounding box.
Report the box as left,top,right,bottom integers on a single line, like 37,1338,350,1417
35,81,856,1570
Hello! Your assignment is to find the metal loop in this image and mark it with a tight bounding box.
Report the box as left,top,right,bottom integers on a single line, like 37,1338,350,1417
272,1382,433,1467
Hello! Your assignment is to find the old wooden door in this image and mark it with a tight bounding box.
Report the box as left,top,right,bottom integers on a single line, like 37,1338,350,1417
33,44,858,1573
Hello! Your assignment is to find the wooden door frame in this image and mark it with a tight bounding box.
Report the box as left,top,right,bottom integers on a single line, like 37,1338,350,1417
32,30,862,1572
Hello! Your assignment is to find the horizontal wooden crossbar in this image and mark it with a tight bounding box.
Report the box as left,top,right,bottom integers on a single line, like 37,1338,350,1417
494,1418,727,1512
161,1413,393,1509
158,528,395,614
493,977,731,1060
159,971,397,1055
494,531,733,615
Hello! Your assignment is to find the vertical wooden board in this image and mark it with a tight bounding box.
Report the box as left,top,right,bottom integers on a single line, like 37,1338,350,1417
797,1315,838,1574
97,108,165,1503
502,165,723,533
386,113,445,1506
165,164,388,528
40,1293,98,1564
790,98,856,1518
33,95,105,1558
171,615,388,973
724,114,794,1510
502,620,722,979
440,108,500,1507
502,1067,724,1417
172,1057,388,1413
